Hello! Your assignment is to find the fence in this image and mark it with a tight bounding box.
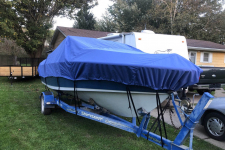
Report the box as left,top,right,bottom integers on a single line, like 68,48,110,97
0,55,15,66
18,58,45,67
0,55,45,66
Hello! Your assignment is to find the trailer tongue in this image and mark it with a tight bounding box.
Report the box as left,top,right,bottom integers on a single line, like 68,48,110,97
41,91,213,150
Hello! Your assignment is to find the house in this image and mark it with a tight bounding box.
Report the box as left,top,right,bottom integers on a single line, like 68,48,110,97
50,26,110,50
187,39,225,67
50,26,225,67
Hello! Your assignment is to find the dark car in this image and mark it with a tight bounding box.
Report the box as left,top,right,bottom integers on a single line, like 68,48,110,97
189,67,225,95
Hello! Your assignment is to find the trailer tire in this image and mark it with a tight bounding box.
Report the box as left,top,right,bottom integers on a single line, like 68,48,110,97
203,112,225,141
41,95,51,115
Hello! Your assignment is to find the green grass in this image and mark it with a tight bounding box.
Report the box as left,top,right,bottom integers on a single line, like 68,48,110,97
0,77,222,150
21,63,31,66
211,91,215,96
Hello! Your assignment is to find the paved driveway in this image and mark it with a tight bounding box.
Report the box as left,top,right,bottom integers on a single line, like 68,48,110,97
151,89,225,149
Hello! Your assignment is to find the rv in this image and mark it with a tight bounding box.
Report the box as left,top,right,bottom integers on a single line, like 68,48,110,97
99,30,189,60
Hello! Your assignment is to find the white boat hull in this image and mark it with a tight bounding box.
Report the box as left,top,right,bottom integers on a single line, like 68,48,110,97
44,82,169,117
71,89,168,117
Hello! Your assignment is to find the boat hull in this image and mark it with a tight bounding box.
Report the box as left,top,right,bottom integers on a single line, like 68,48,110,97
41,77,169,117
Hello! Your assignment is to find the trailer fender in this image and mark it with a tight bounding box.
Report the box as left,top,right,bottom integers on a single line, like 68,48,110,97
40,91,56,108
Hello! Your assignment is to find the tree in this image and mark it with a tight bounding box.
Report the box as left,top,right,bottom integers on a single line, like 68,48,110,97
0,0,97,58
0,38,27,65
108,0,153,32
108,0,225,44
46,29,55,45
163,0,225,43
153,0,224,36
73,4,96,30
95,12,117,32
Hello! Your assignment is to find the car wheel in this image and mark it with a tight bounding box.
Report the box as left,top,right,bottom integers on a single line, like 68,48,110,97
203,112,225,141
41,95,51,115
188,88,194,91
197,90,204,95
206,89,212,94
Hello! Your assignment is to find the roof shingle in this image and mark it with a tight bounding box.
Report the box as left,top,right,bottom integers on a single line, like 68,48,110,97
57,26,110,38
187,39,225,50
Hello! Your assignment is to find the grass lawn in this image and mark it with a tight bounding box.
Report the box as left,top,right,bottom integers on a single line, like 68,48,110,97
0,77,222,150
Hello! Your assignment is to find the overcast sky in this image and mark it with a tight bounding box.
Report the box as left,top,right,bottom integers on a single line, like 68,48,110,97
53,0,113,29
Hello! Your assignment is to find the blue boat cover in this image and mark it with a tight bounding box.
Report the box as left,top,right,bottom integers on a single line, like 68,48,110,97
38,36,203,91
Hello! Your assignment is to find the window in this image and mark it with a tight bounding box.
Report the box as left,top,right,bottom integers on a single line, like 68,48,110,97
203,53,209,62
189,51,197,64
200,52,212,63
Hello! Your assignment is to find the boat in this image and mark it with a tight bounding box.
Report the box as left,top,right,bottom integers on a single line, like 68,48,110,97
38,36,202,117
41,77,169,117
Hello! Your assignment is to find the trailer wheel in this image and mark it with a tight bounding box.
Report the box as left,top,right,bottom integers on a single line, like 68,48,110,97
203,112,225,141
41,95,51,115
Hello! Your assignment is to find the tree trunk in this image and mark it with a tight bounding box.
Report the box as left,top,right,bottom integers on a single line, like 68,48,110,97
13,55,17,65
29,45,43,58
170,0,173,35
171,14,173,35
34,47,43,58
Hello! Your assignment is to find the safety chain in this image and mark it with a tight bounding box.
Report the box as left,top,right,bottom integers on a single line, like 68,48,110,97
168,99,182,130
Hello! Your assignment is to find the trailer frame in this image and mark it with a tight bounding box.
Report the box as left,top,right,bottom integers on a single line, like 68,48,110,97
40,91,213,150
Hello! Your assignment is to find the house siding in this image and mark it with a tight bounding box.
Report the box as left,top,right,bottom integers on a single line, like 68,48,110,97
53,32,65,50
194,51,225,67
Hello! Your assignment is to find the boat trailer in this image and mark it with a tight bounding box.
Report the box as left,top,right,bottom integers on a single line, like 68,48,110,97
41,91,213,150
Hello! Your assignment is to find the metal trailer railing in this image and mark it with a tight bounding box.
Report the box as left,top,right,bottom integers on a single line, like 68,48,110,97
0,58,44,77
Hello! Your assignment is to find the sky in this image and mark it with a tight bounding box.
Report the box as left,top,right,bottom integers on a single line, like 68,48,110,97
53,0,113,29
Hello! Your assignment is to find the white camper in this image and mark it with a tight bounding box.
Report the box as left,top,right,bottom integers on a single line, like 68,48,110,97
99,30,189,60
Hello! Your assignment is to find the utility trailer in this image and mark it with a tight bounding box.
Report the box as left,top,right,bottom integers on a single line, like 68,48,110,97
0,58,43,78
0,66,38,77
40,90,213,150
